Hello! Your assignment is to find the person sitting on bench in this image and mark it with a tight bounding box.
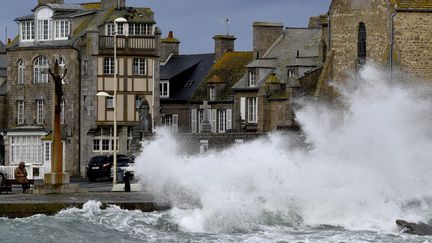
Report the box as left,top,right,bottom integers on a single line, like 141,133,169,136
14,162,30,193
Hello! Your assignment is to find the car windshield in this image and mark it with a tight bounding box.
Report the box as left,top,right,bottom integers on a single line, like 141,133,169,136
88,157,107,166
117,159,129,167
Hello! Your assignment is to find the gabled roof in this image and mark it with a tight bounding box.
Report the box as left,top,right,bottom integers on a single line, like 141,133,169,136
390,0,432,10
36,3,84,11
160,54,215,101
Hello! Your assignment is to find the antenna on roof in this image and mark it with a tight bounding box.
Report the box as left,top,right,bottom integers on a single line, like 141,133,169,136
218,17,230,36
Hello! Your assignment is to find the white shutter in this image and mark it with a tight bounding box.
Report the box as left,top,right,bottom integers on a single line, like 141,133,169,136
191,109,197,133
172,114,178,133
227,109,232,130
211,109,217,133
255,97,259,123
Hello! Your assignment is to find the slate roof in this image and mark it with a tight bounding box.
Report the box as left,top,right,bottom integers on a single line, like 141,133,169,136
10,4,156,50
160,54,215,101
192,51,253,101
233,27,321,90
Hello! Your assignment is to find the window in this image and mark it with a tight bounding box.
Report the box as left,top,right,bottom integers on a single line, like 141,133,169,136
117,23,124,35
132,58,146,75
18,60,25,84
60,100,65,124
37,100,44,124
249,70,257,87
17,100,25,125
21,21,35,41
33,56,49,83
103,57,115,75
44,141,51,163
358,22,367,66
37,19,50,40
160,81,169,98
247,97,258,123
240,97,246,122
218,110,227,133
209,86,216,101
54,20,70,39
287,68,297,78
10,136,43,165
106,23,115,36
129,23,154,36
106,97,114,109
92,128,119,152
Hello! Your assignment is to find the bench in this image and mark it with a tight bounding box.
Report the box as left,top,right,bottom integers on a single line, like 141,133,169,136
0,172,35,194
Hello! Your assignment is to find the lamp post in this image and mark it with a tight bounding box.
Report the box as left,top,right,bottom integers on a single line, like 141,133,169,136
97,17,127,188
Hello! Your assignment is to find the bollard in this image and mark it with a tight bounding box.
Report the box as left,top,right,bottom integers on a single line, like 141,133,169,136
124,171,131,192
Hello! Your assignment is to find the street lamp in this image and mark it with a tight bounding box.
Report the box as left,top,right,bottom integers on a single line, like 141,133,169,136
96,17,127,189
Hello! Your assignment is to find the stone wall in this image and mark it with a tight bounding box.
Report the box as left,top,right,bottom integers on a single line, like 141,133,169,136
253,22,284,58
0,95,5,129
6,48,81,174
329,0,391,83
161,103,191,133
393,12,432,82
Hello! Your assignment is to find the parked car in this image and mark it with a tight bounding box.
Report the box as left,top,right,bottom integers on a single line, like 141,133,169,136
110,157,135,182
86,154,129,182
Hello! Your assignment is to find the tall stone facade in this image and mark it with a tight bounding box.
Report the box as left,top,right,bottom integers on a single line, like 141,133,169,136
316,0,432,97
4,0,161,177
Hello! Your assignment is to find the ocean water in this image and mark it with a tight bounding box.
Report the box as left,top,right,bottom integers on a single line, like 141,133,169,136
2,65,432,242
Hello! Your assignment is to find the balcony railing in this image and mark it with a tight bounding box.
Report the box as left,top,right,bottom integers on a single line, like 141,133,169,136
99,36,156,50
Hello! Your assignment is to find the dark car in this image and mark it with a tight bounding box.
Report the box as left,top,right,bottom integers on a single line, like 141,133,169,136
86,154,129,181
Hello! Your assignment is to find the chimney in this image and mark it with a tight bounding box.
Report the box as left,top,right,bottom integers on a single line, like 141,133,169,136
160,31,180,62
101,0,125,9
253,22,284,58
38,0,64,5
213,35,236,61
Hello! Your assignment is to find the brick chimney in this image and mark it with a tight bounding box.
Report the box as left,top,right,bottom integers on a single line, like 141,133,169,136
253,22,284,58
161,31,180,62
101,0,125,9
38,0,64,5
213,35,236,61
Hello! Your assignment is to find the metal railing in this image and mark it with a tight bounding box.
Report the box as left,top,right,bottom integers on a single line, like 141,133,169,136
0,164,45,180
99,36,156,50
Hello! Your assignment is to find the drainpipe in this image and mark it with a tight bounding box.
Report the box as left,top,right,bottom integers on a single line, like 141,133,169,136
390,10,397,84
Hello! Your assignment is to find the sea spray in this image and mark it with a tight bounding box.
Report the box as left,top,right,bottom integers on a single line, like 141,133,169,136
134,65,432,233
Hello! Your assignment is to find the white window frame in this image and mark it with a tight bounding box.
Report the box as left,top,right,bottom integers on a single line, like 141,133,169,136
247,97,258,123
209,86,216,101
54,20,70,40
21,21,35,41
287,68,297,78
128,23,154,36
132,58,146,75
117,23,125,35
37,100,44,124
92,128,119,152
160,81,169,98
106,23,115,36
218,110,227,133
17,100,25,125
249,70,257,87
34,56,49,84
37,19,50,41
103,57,115,75
18,60,25,84
10,136,44,165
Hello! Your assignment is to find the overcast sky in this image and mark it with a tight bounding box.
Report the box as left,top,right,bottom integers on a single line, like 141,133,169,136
1,0,331,54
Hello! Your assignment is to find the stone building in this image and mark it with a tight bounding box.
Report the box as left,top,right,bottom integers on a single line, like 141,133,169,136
232,22,322,133
3,0,160,177
0,41,6,165
316,0,432,97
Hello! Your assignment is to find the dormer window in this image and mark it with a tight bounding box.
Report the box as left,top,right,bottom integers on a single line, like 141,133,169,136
54,20,70,40
106,23,115,36
248,70,256,87
209,86,216,101
129,23,154,36
20,22,35,41
160,81,169,98
287,68,297,78
37,19,50,40
117,23,125,35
